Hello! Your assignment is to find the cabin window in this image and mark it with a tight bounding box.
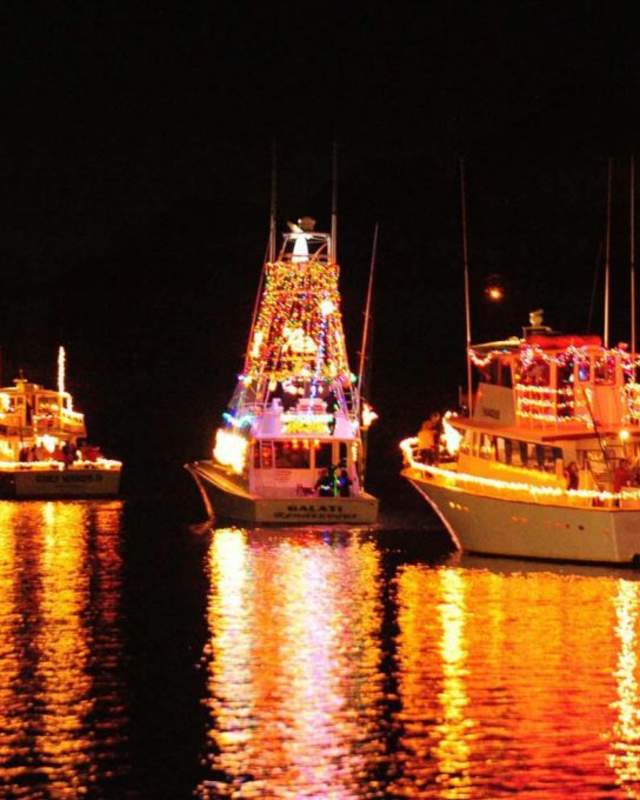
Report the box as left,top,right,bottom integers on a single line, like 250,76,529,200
479,434,496,460
274,441,310,469
496,437,513,465
315,443,332,469
518,361,550,387
253,444,260,468
260,441,273,469
339,442,348,465
595,355,615,385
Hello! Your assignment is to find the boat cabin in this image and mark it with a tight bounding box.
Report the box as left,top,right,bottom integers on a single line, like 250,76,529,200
0,376,86,463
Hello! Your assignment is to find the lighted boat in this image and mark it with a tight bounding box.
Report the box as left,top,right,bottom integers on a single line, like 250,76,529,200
0,347,122,498
187,212,379,525
401,315,640,565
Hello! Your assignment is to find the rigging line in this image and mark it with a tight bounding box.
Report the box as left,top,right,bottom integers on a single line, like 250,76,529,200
358,222,379,407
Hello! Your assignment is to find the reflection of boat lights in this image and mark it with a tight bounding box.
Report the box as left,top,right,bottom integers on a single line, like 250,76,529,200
213,429,248,474
609,580,640,790
435,568,472,789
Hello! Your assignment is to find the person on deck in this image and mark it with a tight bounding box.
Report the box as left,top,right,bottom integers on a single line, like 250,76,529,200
337,468,352,497
564,461,579,491
614,459,633,493
418,412,441,464
315,468,334,497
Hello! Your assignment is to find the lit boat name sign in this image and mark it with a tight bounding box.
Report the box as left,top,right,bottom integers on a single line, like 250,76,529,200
281,412,331,435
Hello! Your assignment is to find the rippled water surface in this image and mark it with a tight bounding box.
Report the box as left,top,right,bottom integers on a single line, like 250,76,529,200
2,499,640,798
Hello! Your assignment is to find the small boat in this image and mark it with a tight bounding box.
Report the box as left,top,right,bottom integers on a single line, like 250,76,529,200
187,207,379,525
0,347,122,498
401,314,640,565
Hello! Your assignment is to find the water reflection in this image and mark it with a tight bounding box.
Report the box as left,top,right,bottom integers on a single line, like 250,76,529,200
198,527,386,798
610,579,640,797
0,500,126,799
389,558,640,799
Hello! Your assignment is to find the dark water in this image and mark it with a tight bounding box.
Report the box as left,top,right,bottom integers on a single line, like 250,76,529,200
3,479,640,799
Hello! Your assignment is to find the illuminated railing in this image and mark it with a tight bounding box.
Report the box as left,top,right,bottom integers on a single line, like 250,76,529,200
400,436,640,510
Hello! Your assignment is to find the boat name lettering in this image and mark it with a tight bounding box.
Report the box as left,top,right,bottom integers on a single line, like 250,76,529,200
286,504,343,512
35,473,104,484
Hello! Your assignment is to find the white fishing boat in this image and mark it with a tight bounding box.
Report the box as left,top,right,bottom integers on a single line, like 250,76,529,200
186,179,379,524
0,347,121,498
401,315,640,565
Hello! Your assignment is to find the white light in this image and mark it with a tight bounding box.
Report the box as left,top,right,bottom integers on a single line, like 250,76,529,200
442,412,462,455
58,346,65,396
320,299,335,316
362,402,379,429
213,429,248,474
292,234,309,263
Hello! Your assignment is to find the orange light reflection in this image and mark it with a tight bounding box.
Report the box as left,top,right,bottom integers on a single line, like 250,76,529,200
198,528,385,798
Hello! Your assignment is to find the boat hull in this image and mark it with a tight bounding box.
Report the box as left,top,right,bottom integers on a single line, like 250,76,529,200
403,467,640,564
187,461,378,525
0,467,121,498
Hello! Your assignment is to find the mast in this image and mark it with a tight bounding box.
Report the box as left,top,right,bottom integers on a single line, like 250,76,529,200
358,223,379,402
331,140,338,263
460,158,473,416
269,139,277,263
631,154,636,358
604,157,612,348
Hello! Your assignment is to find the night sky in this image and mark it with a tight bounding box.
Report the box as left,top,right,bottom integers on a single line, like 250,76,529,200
4,4,640,503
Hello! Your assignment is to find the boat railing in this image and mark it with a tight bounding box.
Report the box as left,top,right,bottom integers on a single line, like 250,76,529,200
400,436,640,511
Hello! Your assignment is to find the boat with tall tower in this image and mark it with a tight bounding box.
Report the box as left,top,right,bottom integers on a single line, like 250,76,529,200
187,151,378,524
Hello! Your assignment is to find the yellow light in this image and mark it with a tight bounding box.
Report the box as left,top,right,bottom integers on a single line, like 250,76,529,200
58,346,65,396
362,402,378,430
213,429,248,474
487,286,503,301
442,412,462,455
620,429,631,442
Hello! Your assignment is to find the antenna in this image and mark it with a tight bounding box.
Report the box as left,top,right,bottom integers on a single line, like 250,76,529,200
604,157,612,348
631,154,636,357
269,139,277,263
331,140,338,262
460,158,473,416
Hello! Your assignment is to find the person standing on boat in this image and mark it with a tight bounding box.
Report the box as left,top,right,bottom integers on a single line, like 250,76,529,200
337,468,352,497
316,467,334,497
418,413,441,464
614,459,633,494
564,461,579,491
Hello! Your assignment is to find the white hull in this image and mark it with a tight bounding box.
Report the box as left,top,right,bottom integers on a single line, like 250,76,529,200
187,461,378,525
1,467,121,498
404,468,640,564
